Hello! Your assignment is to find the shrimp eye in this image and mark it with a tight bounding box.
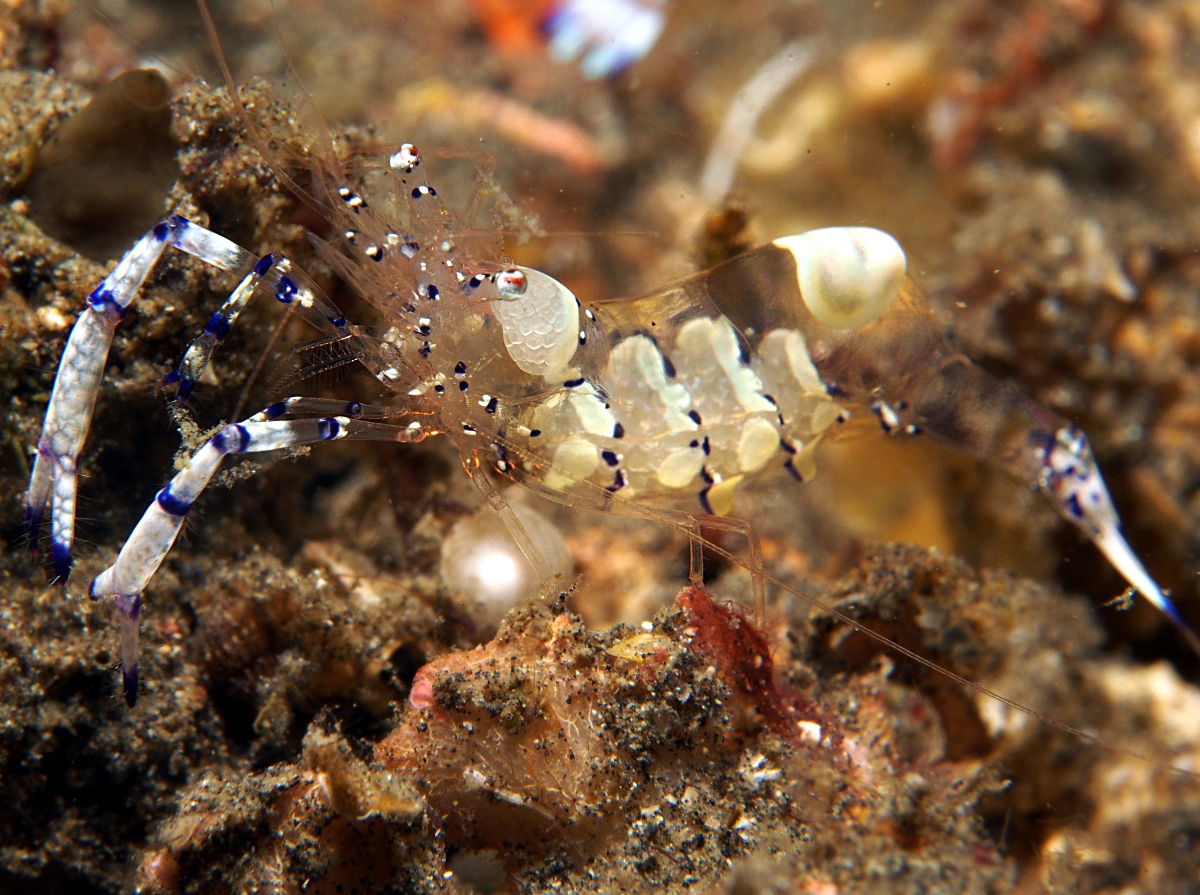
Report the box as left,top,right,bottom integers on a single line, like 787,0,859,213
389,142,420,171
774,227,907,330
494,268,528,298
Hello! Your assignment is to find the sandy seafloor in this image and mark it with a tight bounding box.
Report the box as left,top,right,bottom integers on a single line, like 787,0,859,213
4,0,1200,892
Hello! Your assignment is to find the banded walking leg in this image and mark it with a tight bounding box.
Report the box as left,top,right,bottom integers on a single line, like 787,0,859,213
163,252,358,402
89,406,432,706
27,215,361,582
26,215,252,581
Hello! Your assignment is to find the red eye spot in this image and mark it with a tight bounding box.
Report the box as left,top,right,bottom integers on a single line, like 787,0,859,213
497,269,527,296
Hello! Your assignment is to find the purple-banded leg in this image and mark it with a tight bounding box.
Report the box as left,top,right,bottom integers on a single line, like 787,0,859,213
1038,424,1200,655
26,215,253,582
89,407,431,706
165,253,357,403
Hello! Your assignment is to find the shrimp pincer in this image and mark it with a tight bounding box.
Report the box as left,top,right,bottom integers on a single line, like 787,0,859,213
22,127,1194,703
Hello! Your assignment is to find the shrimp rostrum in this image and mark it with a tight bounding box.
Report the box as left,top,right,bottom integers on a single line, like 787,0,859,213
24,116,1196,705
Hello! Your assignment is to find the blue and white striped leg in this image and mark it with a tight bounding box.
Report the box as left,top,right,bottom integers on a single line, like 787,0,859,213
89,410,430,706
26,215,254,581
165,253,356,402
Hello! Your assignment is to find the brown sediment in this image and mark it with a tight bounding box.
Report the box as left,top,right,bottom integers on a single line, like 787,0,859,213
2,1,1200,893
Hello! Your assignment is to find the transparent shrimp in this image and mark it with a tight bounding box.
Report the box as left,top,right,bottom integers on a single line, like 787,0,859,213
21,5,1194,712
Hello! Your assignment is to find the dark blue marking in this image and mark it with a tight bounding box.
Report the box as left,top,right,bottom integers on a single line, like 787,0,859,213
737,339,751,366
115,591,141,620
214,424,249,454
176,378,195,402
605,469,628,493
275,275,298,304
579,332,587,345
780,440,796,455
601,450,619,467
660,351,677,379
416,324,431,336
264,401,289,420
688,409,703,425
159,369,181,388
318,418,341,440
485,396,498,414
254,254,275,276
825,382,848,398
346,402,363,416
698,488,714,515
434,383,444,393
784,458,803,481
701,437,710,456
152,221,171,241
273,274,296,301
203,311,232,341
419,343,432,358
762,394,777,408
88,286,126,318
328,314,347,328
563,377,585,388
156,485,192,517
1063,493,1084,521
123,664,139,708
700,466,714,485
426,284,440,300
689,439,699,449
612,422,624,439
529,429,542,437
459,380,469,391
51,539,72,582
114,592,142,707
455,361,467,375
23,504,44,544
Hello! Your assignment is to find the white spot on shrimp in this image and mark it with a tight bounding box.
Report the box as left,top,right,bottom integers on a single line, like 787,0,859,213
674,316,774,414
737,417,780,473
544,438,601,490
774,227,906,330
389,142,420,172
656,445,706,489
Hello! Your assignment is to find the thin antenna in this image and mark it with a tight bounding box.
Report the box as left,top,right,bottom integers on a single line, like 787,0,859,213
194,0,322,215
